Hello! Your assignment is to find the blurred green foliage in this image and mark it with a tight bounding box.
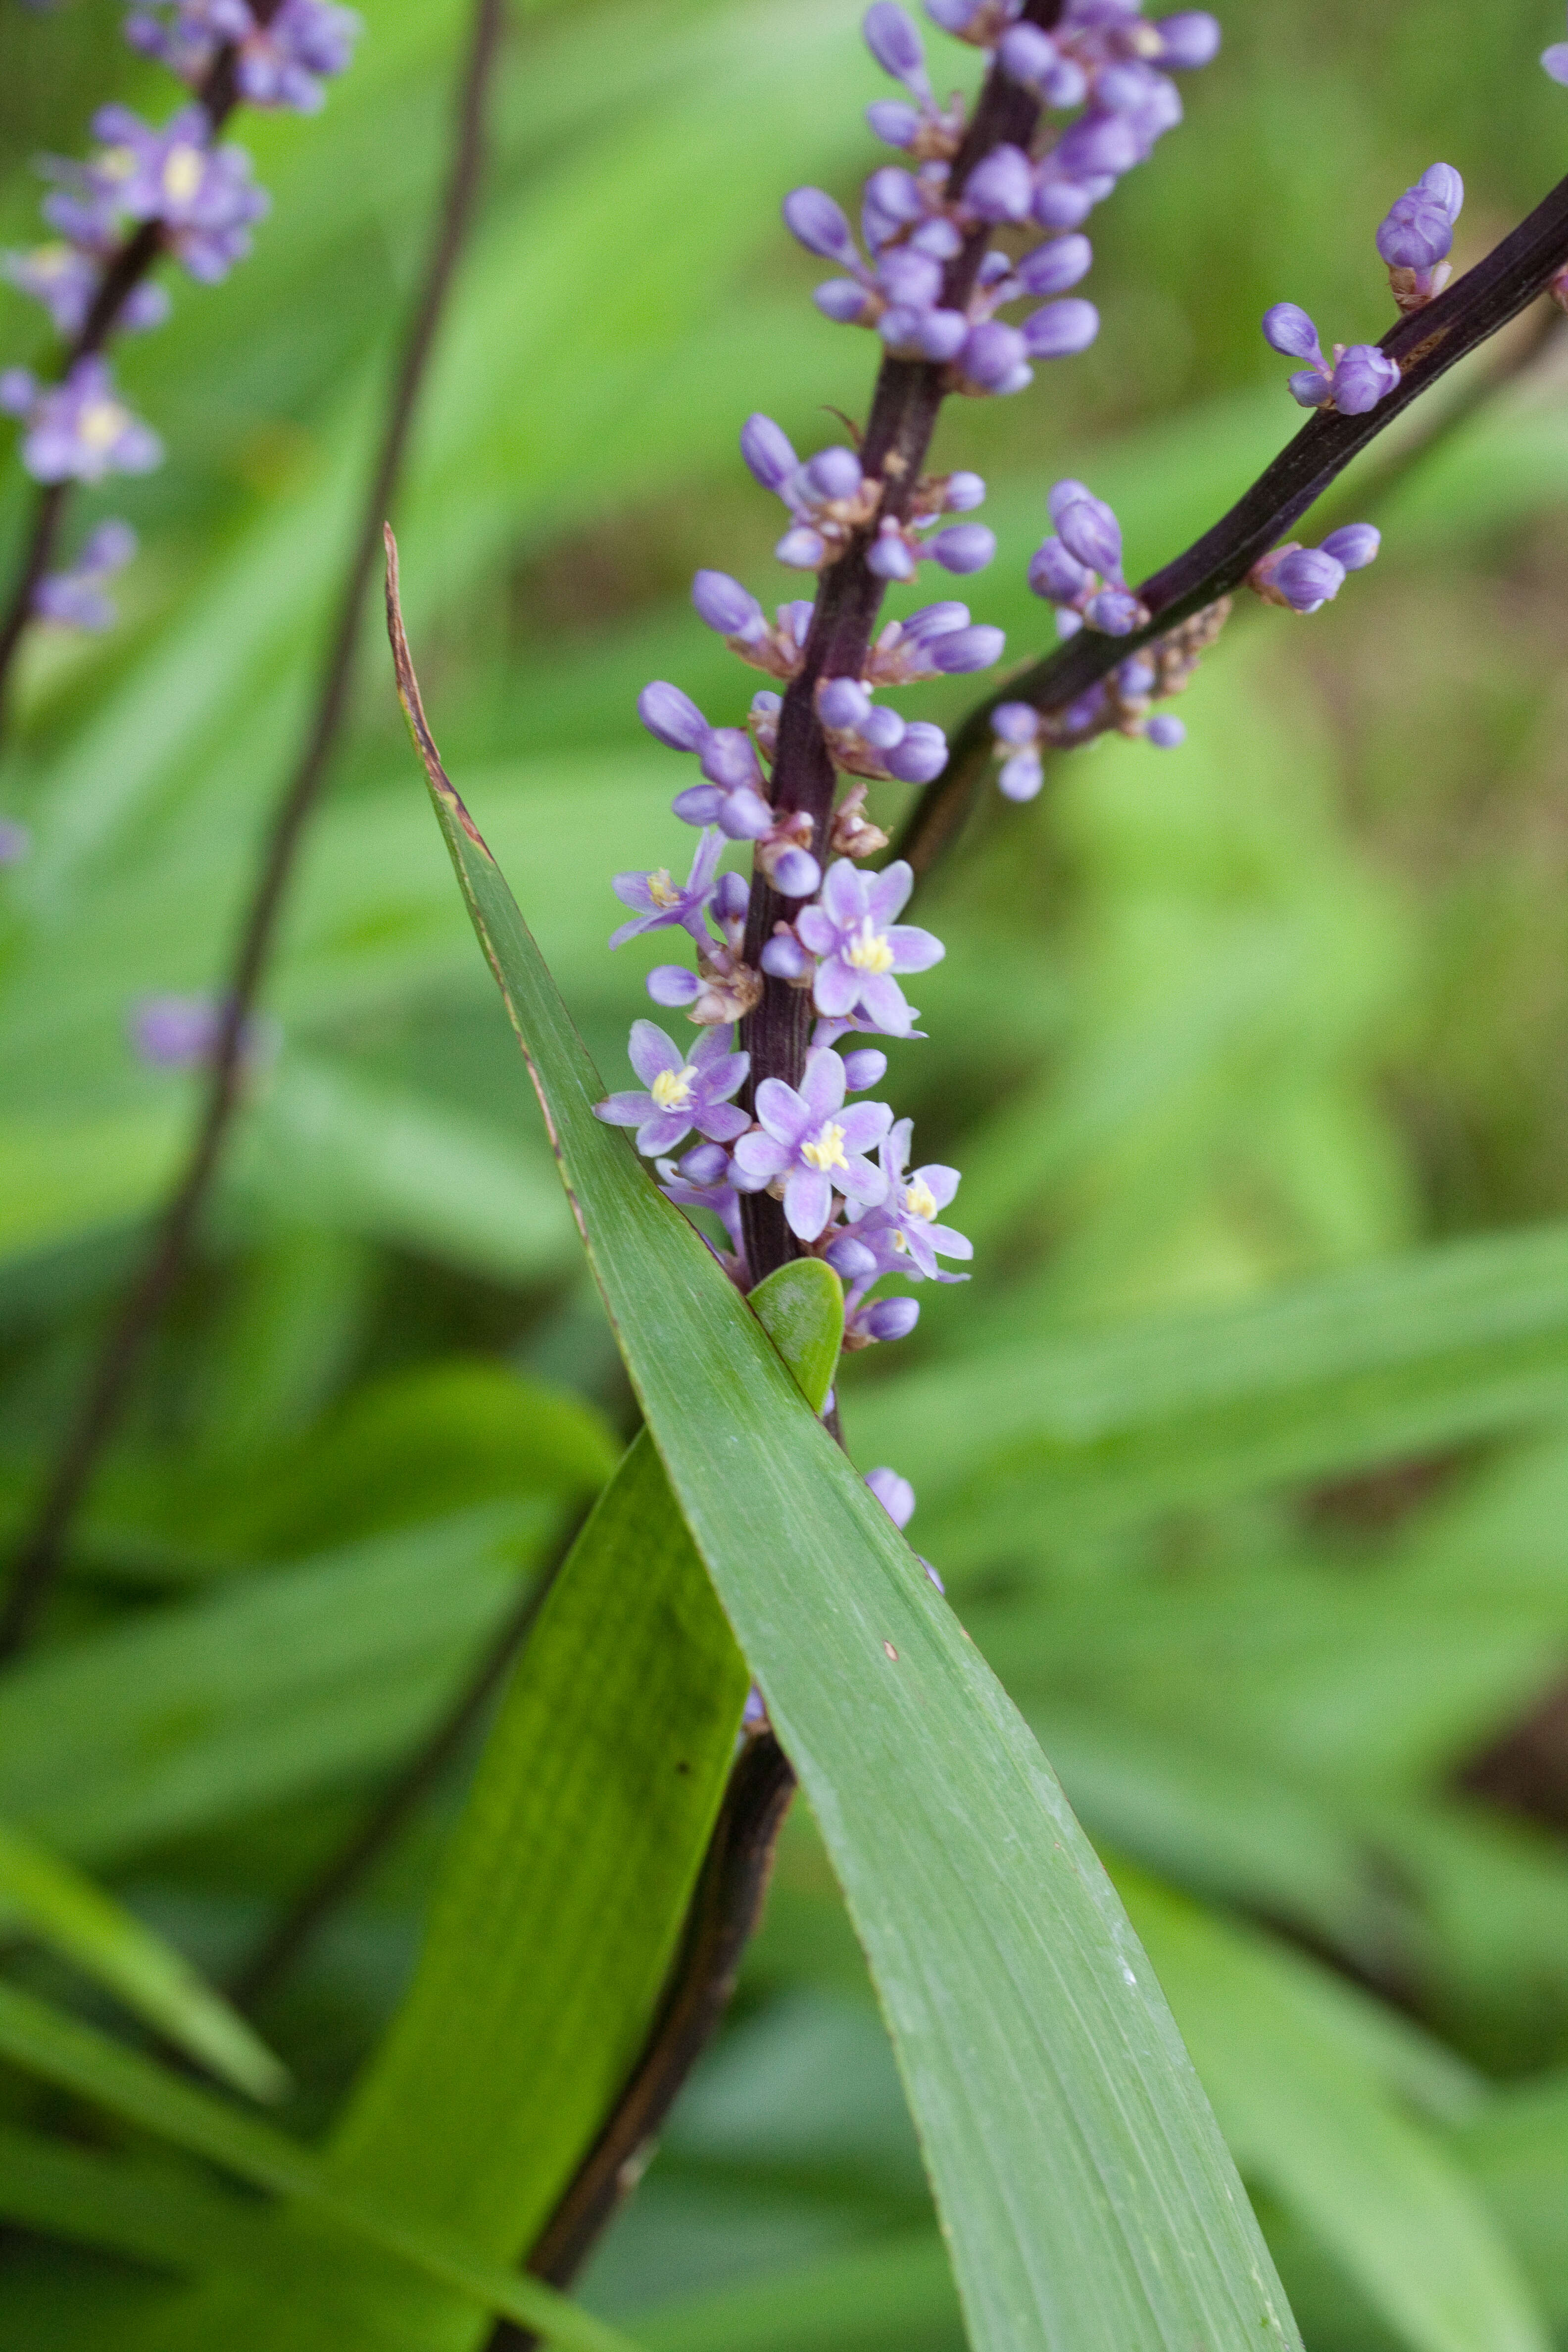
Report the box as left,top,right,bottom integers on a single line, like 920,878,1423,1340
7,0,1568,2346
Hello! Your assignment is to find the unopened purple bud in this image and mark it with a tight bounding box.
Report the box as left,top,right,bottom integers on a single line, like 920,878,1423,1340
1055,109,1140,181
700,728,761,787
1087,587,1142,635
998,22,1058,85
773,846,822,898
1320,523,1380,572
991,701,1038,746
886,722,949,783
999,750,1043,802
1145,714,1186,746
1032,174,1094,229
860,705,907,751
1262,301,1322,360
1330,343,1400,415
720,787,775,840
804,447,865,503
761,930,813,979
1418,163,1464,220
929,524,996,575
867,528,918,581
867,98,923,146
1118,653,1156,697
1154,11,1221,66
714,871,752,923
1021,296,1100,358
816,278,876,323
827,1234,880,1279
1017,234,1093,296
692,569,764,637
680,1140,732,1182
915,309,971,362
1545,42,1568,84
673,784,726,825
859,1296,920,1342
1053,491,1121,577
866,1465,916,1527
964,143,1035,223
777,524,829,570
1376,188,1455,271
783,187,861,267
929,622,1005,672
901,600,970,641
0,817,31,867
1271,547,1346,612
741,413,799,493
647,964,702,1005
843,1047,888,1089
943,470,986,511
1029,538,1093,603
909,215,964,260
1288,364,1333,409
862,165,924,247
638,681,709,751
878,247,943,307
820,677,874,729
958,320,1031,393
864,0,930,92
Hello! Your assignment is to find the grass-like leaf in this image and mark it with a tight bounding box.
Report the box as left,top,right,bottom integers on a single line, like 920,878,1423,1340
386,537,1304,2352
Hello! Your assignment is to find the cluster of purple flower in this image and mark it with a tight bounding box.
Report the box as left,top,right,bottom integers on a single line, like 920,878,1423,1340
1262,161,1462,413
784,0,1220,401
0,0,358,636
1028,477,1146,637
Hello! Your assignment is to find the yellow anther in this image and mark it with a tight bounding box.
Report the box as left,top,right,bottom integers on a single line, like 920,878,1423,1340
647,869,682,909
100,146,138,181
650,1066,695,1110
162,146,205,204
903,1176,938,1222
844,919,895,976
78,401,127,450
801,1122,848,1174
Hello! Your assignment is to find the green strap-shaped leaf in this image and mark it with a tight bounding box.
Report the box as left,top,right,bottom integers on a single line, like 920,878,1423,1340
0,1981,637,2352
387,554,1303,2352
0,1819,286,2103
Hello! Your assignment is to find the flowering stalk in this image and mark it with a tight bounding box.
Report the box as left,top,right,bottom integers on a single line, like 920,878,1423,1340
0,0,501,1664
594,0,1221,1386
900,128,1568,878
0,0,358,734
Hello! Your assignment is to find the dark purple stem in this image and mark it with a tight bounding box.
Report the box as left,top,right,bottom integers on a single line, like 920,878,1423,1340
0,2,287,734
897,163,1568,882
0,0,508,1665
736,0,1065,1285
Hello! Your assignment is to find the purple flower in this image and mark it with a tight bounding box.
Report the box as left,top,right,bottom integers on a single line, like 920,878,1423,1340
656,1141,745,1256
1145,713,1185,747
956,319,1032,395
609,827,724,949
783,187,861,268
740,413,799,494
964,143,1035,223
731,1046,891,1241
1330,343,1400,415
866,1466,915,1527
849,1293,920,1343
859,1117,971,1279
2,243,168,337
1,359,162,484
594,1021,750,1158
928,523,995,574
691,569,768,646
1547,37,1568,85
1021,297,1099,358
1262,302,1324,362
1016,234,1093,296
125,0,359,112
61,107,269,284
1051,481,1121,575
33,519,137,631
796,859,944,1036
0,818,31,868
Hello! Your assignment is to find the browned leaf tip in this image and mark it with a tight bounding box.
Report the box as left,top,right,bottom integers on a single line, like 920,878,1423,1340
383,523,488,852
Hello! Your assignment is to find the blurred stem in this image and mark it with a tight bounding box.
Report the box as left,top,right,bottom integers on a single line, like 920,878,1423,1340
898,180,1568,886
0,0,509,1665
0,2,289,733
228,1501,587,2016
736,0,1065,1286
486,1730,797,2350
